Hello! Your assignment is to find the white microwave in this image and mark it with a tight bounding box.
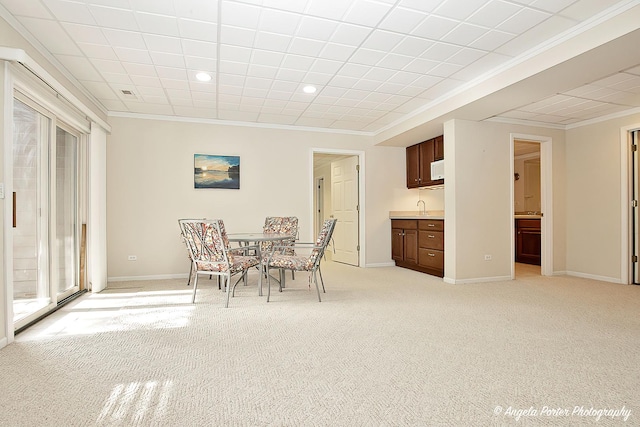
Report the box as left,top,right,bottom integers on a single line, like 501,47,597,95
431,159,444,180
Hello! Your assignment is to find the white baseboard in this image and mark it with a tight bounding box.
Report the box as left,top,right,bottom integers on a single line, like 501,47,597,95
443,275,512,284
365,262,396,268
565,271,626,284
0,337,7,349
108,273,188,282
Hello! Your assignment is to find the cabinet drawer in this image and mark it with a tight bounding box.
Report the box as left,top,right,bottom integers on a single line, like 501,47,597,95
418,248,444,270
418,219,443,231
392,219,417,230
419,230,443,250
516,219,540,229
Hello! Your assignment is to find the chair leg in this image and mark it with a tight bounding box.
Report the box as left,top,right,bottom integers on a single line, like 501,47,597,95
225,274,232,308
191,272,199,303
187,263,193,286
291,271,295,280
318,265,325,293
267,268,272,302
312,270,321,302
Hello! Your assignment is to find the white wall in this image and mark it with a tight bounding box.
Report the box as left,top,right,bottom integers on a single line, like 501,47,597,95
106,116,408,279
565,113,640,283
444,119,567,282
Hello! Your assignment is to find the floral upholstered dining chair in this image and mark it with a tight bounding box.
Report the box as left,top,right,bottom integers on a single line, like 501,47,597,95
265,218,337,302
261,216,299,281
178,219,261,308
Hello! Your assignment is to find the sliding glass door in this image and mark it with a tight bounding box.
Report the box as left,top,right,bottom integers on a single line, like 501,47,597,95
12,96,83,329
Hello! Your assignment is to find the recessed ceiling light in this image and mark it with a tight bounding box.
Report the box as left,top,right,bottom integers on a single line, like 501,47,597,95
303,85,317,94
196,72,212,82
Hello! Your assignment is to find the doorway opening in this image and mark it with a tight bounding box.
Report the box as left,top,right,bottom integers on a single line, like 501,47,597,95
311,149,365,267
510,134,553,279
630,129,640,284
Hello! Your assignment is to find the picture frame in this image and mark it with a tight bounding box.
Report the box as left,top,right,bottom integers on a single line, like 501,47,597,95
194,154,240,189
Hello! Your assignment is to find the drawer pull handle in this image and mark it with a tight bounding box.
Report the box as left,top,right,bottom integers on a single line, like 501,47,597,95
428,253,435,257
427,224,435,227
428,235,434,238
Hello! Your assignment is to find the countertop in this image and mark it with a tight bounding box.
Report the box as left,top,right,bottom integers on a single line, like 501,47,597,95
389,210,444,220
514,212,542,219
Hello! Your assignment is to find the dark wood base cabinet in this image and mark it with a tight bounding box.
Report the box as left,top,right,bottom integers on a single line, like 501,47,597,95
392,219,444,277
515,219,541,265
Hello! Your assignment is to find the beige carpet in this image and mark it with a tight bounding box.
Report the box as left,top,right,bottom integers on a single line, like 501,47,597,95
1,262,638,426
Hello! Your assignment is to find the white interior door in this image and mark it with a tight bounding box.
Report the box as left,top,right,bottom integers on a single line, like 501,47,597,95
331,156,359,266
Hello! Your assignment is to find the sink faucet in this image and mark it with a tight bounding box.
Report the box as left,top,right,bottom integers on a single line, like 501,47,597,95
417,200,426,215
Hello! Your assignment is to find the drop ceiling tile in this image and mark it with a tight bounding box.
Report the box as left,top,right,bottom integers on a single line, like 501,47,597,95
161,78,190,90
174,0,219,22
281,54,316,71
185,57,217,72
55,55,102,80
343,0,393,27
181,40,216,58
378,6,426,33
259,8,301,35
88,5,139,31
331,23,372,47
122,62,157,77
247,64,279,79
18,17,83,55
219,60,249,75
178,19,218,42
403,57,440,74
100,99,127,110
143,34,182,54
43,0,96,24
434,0,491,21
143,94,170,104
82,0,130,8
497,7,551,34
80,81,119,99
412,15,459,40
91,58,127,74
220,44,252,63
61,22,109,44
114,47,153,64
289,38,326,57
446,48,486,67
190,81,216,93
393,36,434,57
221,1,261,28
253,31,292,51
165,88,191,99
276,68,306,82
305,0,351,20
362,30,404,52
297,16,338,40
102,28,146,49
191,91,216,102
318,43,356,61
469,30,514,51
442,23,489,46
330,75,359,88
554,0,618,20
129,0,176,15
467,0,522,28
262,0,309,14
125,102,174,115
529,0,579,13
221,110,261,121
100,72,133,85
495,15,575,56
376,53,414,70
422,42,461,62
450,51,511,81
220,25,257,47
155,66,188,80
350,48,387,66
77,43,118,60
1,0,52,18
167,97,192,106
130,75,162,87
303,72,334,86
398,0,453,13
135,12,180,37
173,106,217,118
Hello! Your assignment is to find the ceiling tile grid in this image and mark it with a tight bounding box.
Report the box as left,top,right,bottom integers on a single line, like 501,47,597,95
0,0,638,132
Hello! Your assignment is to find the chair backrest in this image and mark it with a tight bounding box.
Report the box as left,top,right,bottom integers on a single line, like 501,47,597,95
307,218,337,269
262,216,298,254
179,219,231,271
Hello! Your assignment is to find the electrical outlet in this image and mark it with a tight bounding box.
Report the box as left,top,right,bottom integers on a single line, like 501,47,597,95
484,254,492,261
128,255,137,261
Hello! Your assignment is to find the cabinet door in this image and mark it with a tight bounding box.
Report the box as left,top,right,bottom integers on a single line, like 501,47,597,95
406,144,420,188
433,135,444,161
419,140,435,186
391,228,404,261
404,229,418,264
515,220,541,265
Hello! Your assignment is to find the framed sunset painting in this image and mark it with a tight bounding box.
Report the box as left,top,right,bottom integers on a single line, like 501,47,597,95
194,154,240,189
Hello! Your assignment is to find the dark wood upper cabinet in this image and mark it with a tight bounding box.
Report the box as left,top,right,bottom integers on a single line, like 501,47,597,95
406,135,444,188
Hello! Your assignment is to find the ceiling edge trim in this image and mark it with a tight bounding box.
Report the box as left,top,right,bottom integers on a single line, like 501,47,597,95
107,111,375,136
